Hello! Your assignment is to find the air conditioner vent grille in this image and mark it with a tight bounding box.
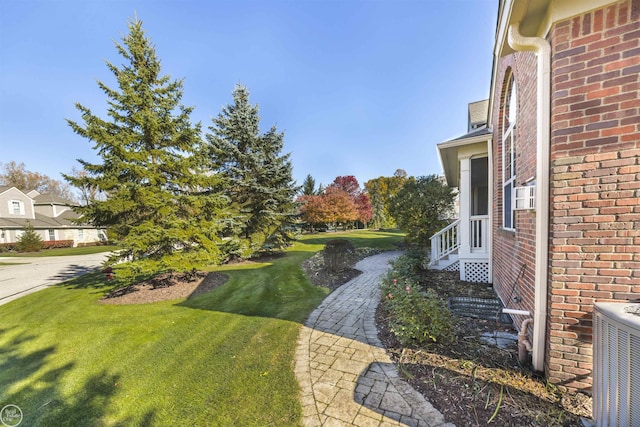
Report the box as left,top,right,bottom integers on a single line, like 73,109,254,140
593,302,640,427
631,334,640,427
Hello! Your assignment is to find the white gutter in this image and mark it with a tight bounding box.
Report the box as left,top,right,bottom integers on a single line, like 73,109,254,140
507,23,551,373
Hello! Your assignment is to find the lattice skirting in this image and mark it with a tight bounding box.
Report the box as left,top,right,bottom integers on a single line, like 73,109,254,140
462,261,489,283
443,261,460,272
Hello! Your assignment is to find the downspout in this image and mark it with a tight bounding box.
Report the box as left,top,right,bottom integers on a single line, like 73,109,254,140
507,23,551,373
518,318,534,365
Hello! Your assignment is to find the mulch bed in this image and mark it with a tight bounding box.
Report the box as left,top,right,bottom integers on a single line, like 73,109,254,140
100,271,228,305
375,269,592,427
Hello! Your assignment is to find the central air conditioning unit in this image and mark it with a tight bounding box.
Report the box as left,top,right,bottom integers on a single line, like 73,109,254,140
592,302,640,427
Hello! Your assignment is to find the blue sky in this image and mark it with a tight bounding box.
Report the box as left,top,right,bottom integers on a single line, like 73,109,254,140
0,0,497,189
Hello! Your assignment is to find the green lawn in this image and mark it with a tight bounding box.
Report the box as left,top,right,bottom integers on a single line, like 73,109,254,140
0,230,403,426
0,245,120,257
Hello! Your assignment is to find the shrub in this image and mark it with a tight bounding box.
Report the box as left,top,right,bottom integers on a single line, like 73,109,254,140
16,222,44,252
323,239,355,272
388,175,456,246
0,242,18,252
390,247,430,278
43,240,74,249
381,254,453,346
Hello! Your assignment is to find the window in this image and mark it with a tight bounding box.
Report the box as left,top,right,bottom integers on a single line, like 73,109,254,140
48,229,56,241
10,200,24,215
502,74,517,230
78,229,84,240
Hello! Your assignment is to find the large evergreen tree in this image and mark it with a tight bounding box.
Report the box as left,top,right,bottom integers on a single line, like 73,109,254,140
205,85,298,257
65,19,228,280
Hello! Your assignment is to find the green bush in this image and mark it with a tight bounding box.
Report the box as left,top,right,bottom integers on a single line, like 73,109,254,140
16,222,44,252
388,175,456,246
381,256,453,346
0,243,17,252
390,247,430,278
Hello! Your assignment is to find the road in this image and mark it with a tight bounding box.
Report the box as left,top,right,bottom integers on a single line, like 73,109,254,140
0,253,109,306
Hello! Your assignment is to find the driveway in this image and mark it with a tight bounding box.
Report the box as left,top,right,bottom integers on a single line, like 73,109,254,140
0,253,109,306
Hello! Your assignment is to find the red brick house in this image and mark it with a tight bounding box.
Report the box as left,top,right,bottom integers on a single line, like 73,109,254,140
432,0,639,393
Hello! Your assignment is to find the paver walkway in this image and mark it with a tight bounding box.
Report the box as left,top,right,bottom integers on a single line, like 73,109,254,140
295,251,453,427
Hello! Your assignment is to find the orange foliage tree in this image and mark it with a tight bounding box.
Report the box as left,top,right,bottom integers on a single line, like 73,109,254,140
298,175,372,230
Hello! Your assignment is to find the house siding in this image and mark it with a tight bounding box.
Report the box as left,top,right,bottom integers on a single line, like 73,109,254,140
0,188,35,219
34,204,72,218
0,187,106,248
547,0,640,391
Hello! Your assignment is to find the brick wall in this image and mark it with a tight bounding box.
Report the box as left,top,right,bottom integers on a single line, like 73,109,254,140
548,0,640,391
491,51,539,336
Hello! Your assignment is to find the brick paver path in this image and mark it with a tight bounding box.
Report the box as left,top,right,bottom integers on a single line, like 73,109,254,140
295,251,453,426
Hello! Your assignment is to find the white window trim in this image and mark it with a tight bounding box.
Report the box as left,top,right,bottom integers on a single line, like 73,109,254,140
502,76,517,231
9,200,25,215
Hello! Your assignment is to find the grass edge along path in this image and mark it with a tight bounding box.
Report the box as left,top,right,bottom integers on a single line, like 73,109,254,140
0,245,120,257
0,230,403,426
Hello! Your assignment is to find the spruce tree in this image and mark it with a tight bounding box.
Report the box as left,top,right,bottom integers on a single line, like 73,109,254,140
205,85,298,257
16,221,44,253
301,174,317,196
65,19,228,280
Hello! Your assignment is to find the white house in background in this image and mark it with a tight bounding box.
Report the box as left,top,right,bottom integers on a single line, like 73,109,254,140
0,186,106,247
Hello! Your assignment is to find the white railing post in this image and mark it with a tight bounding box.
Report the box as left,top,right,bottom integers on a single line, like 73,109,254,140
430,219,461,266
470,215,489,253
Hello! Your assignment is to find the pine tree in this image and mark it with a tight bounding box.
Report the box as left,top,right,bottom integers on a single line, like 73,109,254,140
205,85,298,257
16,221,44,252
65,19,228,280
301,174,317,196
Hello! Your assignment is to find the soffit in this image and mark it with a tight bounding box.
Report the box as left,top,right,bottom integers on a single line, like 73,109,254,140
438,129,492,187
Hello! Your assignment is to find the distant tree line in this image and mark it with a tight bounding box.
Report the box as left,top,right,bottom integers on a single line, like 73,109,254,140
299,170,455,247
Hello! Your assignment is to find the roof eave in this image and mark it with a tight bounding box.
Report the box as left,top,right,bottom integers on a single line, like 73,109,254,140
437,133,493,187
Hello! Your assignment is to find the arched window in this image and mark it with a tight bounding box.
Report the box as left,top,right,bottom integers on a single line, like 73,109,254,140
502,74,516,230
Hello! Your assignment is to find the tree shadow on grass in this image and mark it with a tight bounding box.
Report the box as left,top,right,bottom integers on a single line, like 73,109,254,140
0,328,155,426
49,265,107,289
